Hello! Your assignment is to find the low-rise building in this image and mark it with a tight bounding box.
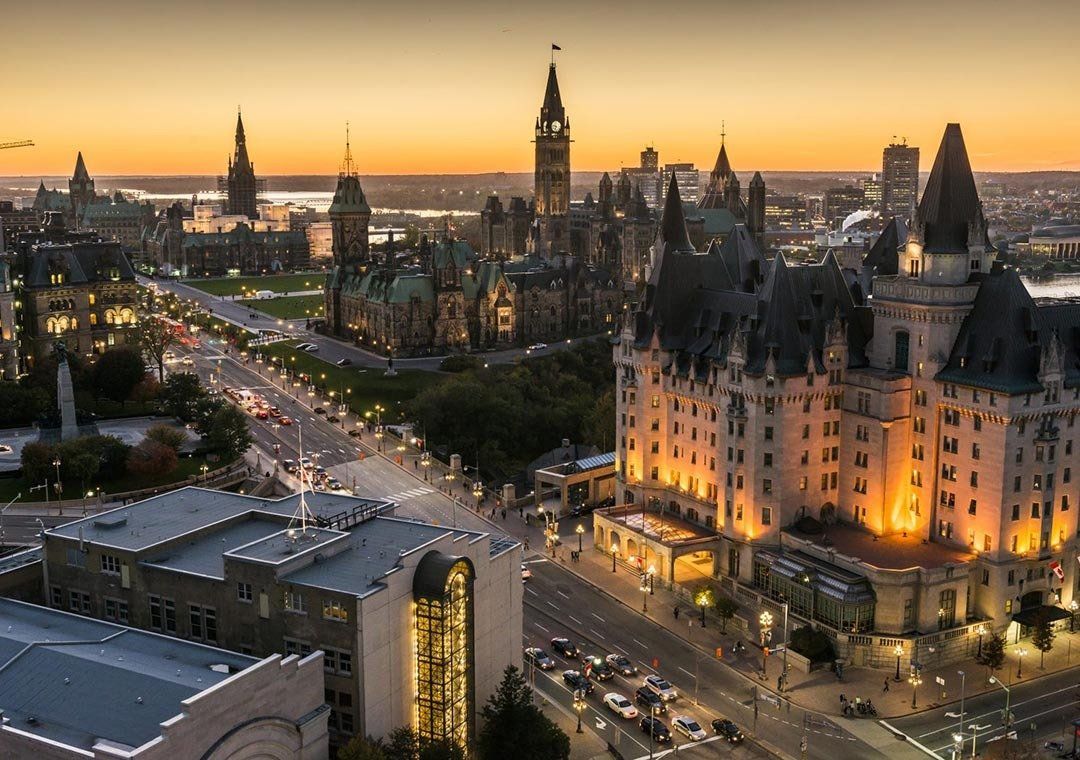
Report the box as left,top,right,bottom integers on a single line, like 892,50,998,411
1029,225,1080,260
29,487,521,751
0,597,328,760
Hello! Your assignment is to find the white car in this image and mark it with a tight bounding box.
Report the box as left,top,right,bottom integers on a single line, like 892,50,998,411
294,343,313,351
303,344,319,352
527,343,547,351
644,675,678,702
671,716,706,741
521,564,533,581
603,693,638,719
181,357,194,366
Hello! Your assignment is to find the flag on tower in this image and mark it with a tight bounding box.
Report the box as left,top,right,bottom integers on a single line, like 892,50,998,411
552,43,562,51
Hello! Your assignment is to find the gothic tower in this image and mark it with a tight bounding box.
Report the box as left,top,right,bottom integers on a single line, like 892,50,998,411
226,110,259,219
68,152,95,226
326,128,371,336
748,171,766,249
534,62,570,256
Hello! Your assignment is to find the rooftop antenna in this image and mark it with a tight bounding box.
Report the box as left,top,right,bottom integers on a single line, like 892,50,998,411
287,425,315,538
721,120,726,145
341,122,355,177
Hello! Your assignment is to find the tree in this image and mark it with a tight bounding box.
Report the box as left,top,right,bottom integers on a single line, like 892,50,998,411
978,631,1006,674
137,316,178,382
715,597,739,633
92,347,148,405
130,374,161,405
145,424,188,452
337,735,387,760
1031,609,1055,668
477,666,570,760
192,396,225,436
95,435,131,480
127,439,178,477
581,388,615,451
384,728,419,760
161,372,207,421
0,383,50,427
20,441,55,486
207,403,252,460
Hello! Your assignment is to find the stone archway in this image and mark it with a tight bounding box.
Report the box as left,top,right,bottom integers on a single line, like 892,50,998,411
626,537,639,559
608,531,622,556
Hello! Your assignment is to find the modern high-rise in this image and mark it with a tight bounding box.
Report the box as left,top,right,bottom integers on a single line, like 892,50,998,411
661,163,699,205
862,173,883,212
640,146,659,172
605,123,1080,670
823,185,865,226
882,140,920,220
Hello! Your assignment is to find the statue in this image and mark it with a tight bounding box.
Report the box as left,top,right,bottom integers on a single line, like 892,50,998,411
385,352,397,377
54,340,79,440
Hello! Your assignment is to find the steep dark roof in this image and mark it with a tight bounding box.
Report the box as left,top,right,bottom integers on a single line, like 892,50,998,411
711,143,731,181
72,152,90,181
863,216,908,276
26,241,136,288
232,110,252,172
658,174,694,254
717,224,767,292
329,173,370,215
937,267,1080,393
540,64,565,124
917,123,987,254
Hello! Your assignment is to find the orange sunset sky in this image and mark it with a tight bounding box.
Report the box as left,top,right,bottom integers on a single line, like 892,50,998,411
4,0,1079,176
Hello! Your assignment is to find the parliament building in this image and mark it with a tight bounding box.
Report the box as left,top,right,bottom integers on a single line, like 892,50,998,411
603,124,1080,669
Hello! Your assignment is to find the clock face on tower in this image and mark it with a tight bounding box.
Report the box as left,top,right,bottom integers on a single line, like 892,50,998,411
550,121,561,133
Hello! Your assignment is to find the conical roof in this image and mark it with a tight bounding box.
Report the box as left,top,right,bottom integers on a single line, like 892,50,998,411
917,123,985,253
540,64,565,125
233,110,252,172
72,152,90,181
329,173,370,215
659,174,694,253
711,143,731,181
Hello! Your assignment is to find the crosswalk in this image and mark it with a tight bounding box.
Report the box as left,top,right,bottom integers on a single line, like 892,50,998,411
383,486,436,503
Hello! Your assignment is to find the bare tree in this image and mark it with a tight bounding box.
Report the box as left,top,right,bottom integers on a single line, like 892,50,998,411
138,316,177,383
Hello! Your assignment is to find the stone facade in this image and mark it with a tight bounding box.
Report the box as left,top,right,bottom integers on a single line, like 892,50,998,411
609,124,1080,665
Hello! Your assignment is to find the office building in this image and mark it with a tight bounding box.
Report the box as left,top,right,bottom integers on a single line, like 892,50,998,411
823,185,865,226
25,487,521,750
662,163,699,206
0,597,327,759
764,194,807,229
862,173,883,212
882,140,920,220
607,123,1080,669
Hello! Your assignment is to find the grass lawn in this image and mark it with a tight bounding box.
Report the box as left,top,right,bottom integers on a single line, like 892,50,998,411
0,455,226,504
183,273,327,298
260,342,439,423
237,295,325,320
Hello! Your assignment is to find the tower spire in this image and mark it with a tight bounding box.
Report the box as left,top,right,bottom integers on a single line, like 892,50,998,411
341,121,355,177
721,120,726,145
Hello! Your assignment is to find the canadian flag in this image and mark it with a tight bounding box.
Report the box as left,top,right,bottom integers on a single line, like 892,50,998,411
1050,560,1064,580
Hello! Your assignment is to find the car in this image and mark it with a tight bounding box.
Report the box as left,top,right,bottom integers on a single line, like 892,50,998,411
279,416,293,425
268,407,281,417
255,409,269,420
711,718,744,744
299,457,313,470
312,480,326,491
304,344,319,353
643,675,678,701
562,670,594,694
581,655,614,681
524,647,555,671
327,415,340,424
550,638,578,658
163,351,176,359
313,407,326,415
314,465,327,476
671,716,707,741
326,478,343,490
181,357,194,366
348,429,362,437
634,687,666,714
527,343,548,350
282,460,298,474
603,693,638,719
606,654,638,676
521,564,532,581
335,358,352,366
639,716,671,743
294,343,313,351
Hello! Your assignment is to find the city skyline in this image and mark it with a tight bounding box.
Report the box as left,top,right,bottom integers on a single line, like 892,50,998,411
4,0,1080,176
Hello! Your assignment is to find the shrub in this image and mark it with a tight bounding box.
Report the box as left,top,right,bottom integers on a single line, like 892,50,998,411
789,625,835,663
439,354,481,373
145,424,187,452
127,439,178,477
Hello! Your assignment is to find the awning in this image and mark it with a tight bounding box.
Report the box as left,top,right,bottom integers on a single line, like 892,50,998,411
1011,605,1073,627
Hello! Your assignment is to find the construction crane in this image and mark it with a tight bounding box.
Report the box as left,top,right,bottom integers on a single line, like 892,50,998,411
0,140,34,150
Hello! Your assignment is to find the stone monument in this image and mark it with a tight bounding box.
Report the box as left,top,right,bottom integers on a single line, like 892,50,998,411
55,341,80,441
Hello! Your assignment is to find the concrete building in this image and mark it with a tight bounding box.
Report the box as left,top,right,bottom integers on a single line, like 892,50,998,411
80,192,157,250
882,140,920,221
606,124,1080,670
823,185,866,227
0,597,328,760
0,256,18,378
27,487,522,751
764,194,808,229
662,163,700,206
862,173,883,212
1028,225,1080,260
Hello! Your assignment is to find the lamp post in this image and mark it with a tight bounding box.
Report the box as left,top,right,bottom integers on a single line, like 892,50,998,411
988,676,1011,736
975,624,987,658
781,602,789,691
576,523,585,553
956,670,966,760
1016,646,1027,678
1071,601,1079,632
52,457,62,515
759,611,773,676
894,644,904,681
611,542,618,572
573,691,585,733
908,668,922,709
640,573,649,613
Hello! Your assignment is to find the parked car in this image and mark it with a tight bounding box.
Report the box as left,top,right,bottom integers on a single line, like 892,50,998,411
639,716,671,742
711,718,744,744
527,343,548,350
327,415,340,424
606,654,637,676
313,407,326,415
581,655,614,681
643,675,678,701
635,687,666,715
326,478,343,491
562,670,594,694
603,693,638,719
671,716,706,741
348,428,362,437
294,343,314,351
521,564,532,581
304,344,319,352
335,358,352,366
524,647,555,671
282,459,298,474
550,638,578,658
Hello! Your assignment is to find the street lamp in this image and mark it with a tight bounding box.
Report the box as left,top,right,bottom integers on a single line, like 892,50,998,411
1015,646,1027,678
759,610,773,675
975,624,987,658
988,676,1012,735
573,691,585,733
956,670,966,760
894,644,904,681
640,573,649,613
576,523,584,553
611,542,618,572
1071,600,1079,632
695,588,713,629
52,457,62,515
909,668,922,709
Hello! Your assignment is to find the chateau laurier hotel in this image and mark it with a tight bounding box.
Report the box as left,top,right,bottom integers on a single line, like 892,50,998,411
605,124,1080,667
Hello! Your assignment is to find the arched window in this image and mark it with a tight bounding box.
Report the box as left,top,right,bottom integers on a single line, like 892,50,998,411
70,317,78,330
90,313,98,326
46,317,57,334
894,330,910,372
120,308,135,324
56,316,70,333
88,293,96,306
104,309,117,325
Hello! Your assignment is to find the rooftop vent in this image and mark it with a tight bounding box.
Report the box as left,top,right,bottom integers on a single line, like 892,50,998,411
94,514,127,530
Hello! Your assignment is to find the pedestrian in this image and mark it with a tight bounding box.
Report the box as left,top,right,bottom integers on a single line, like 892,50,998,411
673,606,680,620
882,679,889,693
839,693,846,705
524,538,529,551
519,507,524,519
501,509,506,520
414,460,418,470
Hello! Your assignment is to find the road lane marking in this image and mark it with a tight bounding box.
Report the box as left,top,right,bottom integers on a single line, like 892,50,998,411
546,601,559,610
632,638,647,648
569,615,583,625
591,613,605,622
879,721,944,760
613,644,630,655
557,590,571,599
677,666,695,679
638,660,657,673
589,628,605,640
534,623,549,633
525,588,538,596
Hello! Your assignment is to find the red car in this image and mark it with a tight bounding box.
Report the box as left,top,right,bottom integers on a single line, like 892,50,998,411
255,409,269,420
279,417,293,425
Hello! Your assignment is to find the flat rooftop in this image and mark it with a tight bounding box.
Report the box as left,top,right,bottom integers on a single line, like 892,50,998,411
47,487,391,552
0,598,256,753
604,507,715,544
785,522,972,571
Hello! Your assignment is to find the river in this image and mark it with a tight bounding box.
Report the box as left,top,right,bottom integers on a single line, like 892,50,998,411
1021,274,1080,299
